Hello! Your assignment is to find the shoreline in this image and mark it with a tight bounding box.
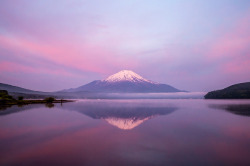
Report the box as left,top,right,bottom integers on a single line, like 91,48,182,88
0,99,75,106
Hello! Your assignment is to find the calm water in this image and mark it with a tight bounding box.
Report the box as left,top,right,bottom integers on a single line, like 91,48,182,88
0,99,250,166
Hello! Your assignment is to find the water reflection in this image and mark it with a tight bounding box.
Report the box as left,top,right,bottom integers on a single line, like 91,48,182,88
0,104,53,116
0,99,250,166
63,101,177,130
45,103,55,108
209,104,250,116
0,104,12,111
82,107,176,130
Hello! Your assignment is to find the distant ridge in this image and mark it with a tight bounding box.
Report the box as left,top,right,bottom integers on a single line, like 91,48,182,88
0,83,55,99
63,70,183,93
0,83,41,94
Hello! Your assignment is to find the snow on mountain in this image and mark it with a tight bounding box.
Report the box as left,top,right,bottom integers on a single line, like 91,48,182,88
105,117,150,130
103,70,156,84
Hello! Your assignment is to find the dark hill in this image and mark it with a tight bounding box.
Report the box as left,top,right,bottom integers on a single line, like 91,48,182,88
204,82,250,99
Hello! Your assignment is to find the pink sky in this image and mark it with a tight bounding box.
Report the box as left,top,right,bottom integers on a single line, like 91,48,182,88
0,0,249,92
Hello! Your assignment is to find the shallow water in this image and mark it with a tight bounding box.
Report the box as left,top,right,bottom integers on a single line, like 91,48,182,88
0,99,250,166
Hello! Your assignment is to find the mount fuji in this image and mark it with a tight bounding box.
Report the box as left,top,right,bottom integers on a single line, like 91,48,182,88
63,70,183,93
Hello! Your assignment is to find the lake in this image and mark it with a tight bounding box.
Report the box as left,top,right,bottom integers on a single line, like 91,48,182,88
0,99,250,166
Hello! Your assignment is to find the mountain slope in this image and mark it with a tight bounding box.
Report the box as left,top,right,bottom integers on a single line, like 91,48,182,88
204,82,250,99
0,83,41,94
64,70,182,93
0,83,57,99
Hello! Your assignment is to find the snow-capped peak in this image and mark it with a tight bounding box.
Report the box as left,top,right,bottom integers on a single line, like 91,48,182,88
104,70,156,83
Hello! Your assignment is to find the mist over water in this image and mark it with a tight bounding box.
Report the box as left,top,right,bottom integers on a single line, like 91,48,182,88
59,92,206,99
104,92,206,99
0,99,250,166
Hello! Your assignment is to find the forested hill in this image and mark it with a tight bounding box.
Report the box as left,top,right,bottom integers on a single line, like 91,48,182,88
205,82,250,99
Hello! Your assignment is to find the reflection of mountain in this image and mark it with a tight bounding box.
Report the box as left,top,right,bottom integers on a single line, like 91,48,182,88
209,104,250,116
80,107,176,130
64,101,177,130
105,117,151,130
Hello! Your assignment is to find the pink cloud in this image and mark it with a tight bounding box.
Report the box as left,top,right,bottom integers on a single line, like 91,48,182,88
0,61,33,73
221,60,250,74
0,32,139,75
0,60,77,77
206,13,250,61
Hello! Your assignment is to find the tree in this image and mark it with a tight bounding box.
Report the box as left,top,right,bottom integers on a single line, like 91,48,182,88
18,96,24,100
44,97,55,103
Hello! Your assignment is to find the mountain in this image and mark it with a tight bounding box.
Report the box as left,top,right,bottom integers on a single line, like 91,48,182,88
204,82,250,99
63,70,182,93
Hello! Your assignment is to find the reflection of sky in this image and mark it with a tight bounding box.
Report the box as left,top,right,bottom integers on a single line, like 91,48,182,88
0,100,250,165
0,0,249,92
